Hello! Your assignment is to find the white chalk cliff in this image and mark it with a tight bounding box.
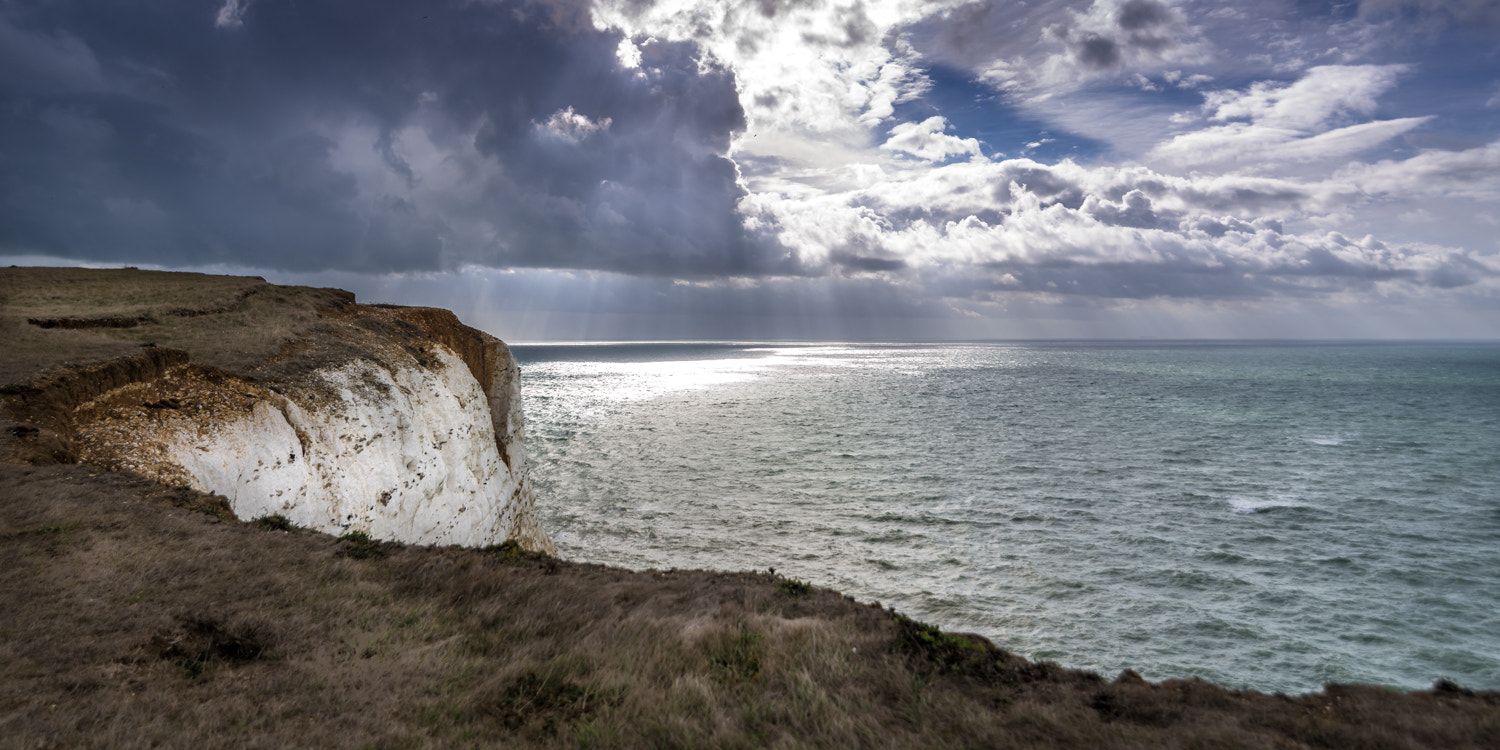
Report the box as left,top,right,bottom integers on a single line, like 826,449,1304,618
9,283,553,554
166,346,542,548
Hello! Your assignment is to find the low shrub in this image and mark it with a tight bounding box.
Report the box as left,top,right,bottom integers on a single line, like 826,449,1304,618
337,530,398,559
776,577,812,597
255,514,295,531
489,540,557,571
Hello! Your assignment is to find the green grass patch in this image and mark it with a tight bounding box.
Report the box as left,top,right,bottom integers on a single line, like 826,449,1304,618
775,577,812,597
893,613,1000,678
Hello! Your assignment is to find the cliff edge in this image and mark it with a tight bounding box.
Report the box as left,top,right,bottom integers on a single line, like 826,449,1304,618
0,267,552,553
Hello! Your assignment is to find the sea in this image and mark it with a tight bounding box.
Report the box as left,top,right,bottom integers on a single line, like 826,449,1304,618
511,341,1500,695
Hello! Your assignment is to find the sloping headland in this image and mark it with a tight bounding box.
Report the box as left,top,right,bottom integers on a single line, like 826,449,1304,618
2,268,1495,748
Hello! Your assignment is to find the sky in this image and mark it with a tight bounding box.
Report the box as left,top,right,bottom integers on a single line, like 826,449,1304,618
2,0,1498,341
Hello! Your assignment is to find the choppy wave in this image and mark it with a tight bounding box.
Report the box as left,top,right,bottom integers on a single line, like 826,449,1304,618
1228,495,1306,514
516,341,1500,693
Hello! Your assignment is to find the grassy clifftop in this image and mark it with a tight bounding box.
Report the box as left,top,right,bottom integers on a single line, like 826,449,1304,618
0,266,329,386
2,269,1496,748
4,461,1496,749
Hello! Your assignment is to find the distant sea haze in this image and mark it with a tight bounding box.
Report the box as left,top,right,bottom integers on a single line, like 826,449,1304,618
514,341,1500,694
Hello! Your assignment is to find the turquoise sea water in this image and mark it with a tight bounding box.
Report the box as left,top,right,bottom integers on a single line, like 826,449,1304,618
513,342,1500,694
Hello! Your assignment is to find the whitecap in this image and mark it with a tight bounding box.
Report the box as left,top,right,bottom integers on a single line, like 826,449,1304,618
1228,495,1304,514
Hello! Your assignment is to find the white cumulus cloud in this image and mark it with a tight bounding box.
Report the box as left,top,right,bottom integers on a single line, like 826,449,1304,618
1150,65,1428,172
881,116,985,162
1202,65,1407,130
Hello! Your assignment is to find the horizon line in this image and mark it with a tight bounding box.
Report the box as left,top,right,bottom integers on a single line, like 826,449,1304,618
504,337,1500,346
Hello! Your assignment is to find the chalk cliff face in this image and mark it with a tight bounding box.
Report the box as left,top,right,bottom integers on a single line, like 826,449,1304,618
163,346,544,549
0,268,552,553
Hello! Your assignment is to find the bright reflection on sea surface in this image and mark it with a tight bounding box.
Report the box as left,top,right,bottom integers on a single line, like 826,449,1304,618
542,346,865,402
514,342,1500,695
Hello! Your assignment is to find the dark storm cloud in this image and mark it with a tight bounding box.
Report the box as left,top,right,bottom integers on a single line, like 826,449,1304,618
1063,0,1177,70
0,0,774,275
1115,0,1171,30
913,0,1186,78
1075,34,1122,69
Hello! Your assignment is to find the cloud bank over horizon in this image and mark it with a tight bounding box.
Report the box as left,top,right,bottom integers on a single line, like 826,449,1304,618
2,0,1498,339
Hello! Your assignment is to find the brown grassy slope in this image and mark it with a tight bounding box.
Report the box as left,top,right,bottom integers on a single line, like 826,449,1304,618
0,267,507,391
2,463,1498,749
0,266,360,387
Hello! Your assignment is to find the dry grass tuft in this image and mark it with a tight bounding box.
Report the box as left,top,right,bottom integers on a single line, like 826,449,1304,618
337,529,401,560
148,613,278,678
